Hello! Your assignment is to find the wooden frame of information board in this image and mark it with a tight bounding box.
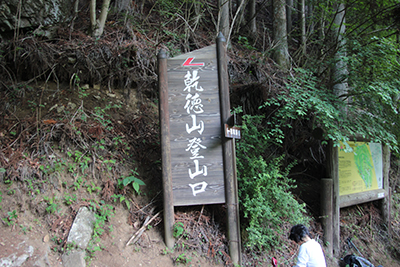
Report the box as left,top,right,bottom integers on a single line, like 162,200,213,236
158,33,241,265
322,140,390,256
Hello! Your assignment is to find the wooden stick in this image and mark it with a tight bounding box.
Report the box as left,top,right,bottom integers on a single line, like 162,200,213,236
126,211,161,247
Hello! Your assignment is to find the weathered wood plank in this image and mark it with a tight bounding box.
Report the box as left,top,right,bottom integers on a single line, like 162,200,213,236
321,178,333,255
340,189,386,208
166,45,225,206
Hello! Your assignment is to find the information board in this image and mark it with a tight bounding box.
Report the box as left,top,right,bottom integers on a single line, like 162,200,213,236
338,141,383,196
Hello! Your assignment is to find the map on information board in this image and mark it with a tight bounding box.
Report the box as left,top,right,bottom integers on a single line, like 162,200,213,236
338,141,383,196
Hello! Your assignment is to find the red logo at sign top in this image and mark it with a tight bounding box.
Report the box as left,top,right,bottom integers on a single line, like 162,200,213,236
183,57,205,67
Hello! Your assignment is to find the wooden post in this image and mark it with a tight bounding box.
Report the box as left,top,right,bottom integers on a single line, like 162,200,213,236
327,141,340,256
321,178,333,255
216,32,241,265
380,144,391,230
158,49,175,249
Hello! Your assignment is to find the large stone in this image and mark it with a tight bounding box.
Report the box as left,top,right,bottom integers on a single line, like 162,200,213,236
0,245,34,267
67,206,96,249
0,0,73,32
62,206,96,267
61,250,86,267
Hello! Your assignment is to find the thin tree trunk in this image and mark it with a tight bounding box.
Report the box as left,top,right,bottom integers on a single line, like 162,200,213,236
273,0,289,69
249,0,256,34
219,0,230,38
319,6,326,40
237,0,246,29
286,0,293,35
90,0,96,33
299,0,306,55
94,0,111,38
332,3,348,104
308,4,314,36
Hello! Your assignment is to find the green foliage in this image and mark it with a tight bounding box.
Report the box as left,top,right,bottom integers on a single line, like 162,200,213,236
173,221,185,238
64,193,77,205
174,252,192,265
235,70,344,249
86,181,101,195
236,50,399,249
2,210,18,226
119,169,145,195
43,195,60,214
156,0,203,18
111,194,131,210
171,221,192,265
70,73,88,98
86,200,115,261
263,68,346,143
19,224,29,234
238,36,255,50
72,175,84,191
236,114,308,250
346,37,400,149
93,104,121,131
264,66,398,148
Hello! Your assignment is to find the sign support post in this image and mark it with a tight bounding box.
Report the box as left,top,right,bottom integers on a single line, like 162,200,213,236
158,49,175,249
381,144,391,228
326,141,340,256
217,32,242,265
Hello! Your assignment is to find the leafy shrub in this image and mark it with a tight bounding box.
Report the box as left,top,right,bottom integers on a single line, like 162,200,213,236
236,113,308,251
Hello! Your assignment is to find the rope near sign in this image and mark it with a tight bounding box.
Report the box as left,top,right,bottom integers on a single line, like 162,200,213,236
158,33,241,265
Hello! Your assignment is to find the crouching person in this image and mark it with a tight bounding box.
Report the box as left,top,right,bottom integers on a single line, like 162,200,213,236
289,224,327,267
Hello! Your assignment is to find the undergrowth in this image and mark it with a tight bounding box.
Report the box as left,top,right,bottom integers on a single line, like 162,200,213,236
0,80,154,261
236,112,309,252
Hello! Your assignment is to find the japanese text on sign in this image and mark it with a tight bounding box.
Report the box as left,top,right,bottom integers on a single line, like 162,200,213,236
184,70,208,196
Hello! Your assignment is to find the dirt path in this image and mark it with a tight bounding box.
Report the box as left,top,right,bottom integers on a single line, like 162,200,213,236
0,191,224,267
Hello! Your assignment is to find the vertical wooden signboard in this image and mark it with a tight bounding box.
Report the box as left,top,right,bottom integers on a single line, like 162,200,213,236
165,44,225,206
158,34,241,264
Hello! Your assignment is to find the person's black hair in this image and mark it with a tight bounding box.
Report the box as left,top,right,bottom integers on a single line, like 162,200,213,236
289,224,310,243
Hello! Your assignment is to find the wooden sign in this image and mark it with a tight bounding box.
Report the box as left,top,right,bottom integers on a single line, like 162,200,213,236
158,34,241,265
166,45,225,206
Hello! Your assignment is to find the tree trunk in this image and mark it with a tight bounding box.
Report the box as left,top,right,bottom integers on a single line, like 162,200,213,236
94,0,111,38
308,4,314,37
249,0,256,34
237,0,246,29
286,0,293,35
332,3,348,103
273,0,289,69
219,0,230,38
90,0,96,34
299,0,306,55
